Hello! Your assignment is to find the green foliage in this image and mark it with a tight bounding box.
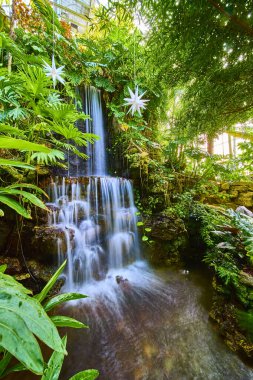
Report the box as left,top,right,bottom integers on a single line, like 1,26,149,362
0,261,97,380
41,336,67,380
69,370,99,380
237,311,253,341
0,183,48,218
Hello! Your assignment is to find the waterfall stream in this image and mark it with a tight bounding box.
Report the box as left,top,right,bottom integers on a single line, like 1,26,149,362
42,88,253,380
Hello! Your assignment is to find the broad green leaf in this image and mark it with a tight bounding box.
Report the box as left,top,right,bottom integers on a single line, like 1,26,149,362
0,158,35,170
0,272,32,294
0,309,44,374
0,209,3,217
7,183,48,197
69,369,99,380
137,221,144,226
0,195,31,218
35,260,67,303
142,235,149,241
0,287,66,354
0,124,26,137
0,265,7,274
44,293,87,312
41,336,67,380
145,228,151,232
0,136,51,152
51,316,88,329
5,189,47,210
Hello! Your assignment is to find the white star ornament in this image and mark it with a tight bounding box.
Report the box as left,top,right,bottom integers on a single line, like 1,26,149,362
124,86,149,116
43,55,65,88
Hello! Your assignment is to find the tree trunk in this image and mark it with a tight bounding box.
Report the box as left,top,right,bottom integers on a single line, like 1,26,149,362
8,0,17,73
207,135,214,155
228,134,233,157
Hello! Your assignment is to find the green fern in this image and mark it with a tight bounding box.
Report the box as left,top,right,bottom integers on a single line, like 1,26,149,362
31,150,65,165
18,66,51,101
44,103,89,124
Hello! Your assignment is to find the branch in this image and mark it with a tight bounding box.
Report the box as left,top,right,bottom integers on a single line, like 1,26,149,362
207,0,253,37
223,103,253,115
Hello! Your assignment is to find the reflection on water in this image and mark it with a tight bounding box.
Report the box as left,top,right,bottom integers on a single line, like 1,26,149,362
56,262,253,380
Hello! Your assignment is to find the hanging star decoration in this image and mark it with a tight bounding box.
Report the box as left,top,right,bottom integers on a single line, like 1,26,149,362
43,55,65,88
124,86,149,116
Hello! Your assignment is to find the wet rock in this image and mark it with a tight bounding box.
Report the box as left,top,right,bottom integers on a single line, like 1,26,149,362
143,213,188,266
0,256,22,274
26,260,58,284
31,226,75,264
147,214,187,241
209,292,253,357
116,275,131,290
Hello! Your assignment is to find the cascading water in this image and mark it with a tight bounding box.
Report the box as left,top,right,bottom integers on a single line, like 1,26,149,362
82,86,107,176
42,88,253,380
47,86,140,292
47,176,140,291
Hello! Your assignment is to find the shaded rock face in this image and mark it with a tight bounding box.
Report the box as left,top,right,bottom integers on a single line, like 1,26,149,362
203,181,253,209
148,214,186,241
144,214,188,265
31,226,75,264
0,206,61,268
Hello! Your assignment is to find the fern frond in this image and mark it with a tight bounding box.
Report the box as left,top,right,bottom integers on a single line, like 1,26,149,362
31,150,65,165
51,138,88,159
18,66,51,101
44,103,89,124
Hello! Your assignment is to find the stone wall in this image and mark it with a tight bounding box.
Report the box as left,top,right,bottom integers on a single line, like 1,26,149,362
204,181,253,209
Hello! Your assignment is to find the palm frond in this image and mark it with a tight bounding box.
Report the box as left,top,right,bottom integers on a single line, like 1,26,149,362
0,137,51,153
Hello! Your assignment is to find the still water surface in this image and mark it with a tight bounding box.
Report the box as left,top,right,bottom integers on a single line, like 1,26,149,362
8,262,253,380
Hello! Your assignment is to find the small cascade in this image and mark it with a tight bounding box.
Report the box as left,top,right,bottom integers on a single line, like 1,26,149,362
46,86,141,291
47,176,139,291
83,87,107,176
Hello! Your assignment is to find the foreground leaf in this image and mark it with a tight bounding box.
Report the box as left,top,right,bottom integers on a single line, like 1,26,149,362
0,158,35,170
41,336,67,380
69,369,99,380
0,272,32,294
5,189,47,210
35,260,67,303
0,136,51,152
7,183,48,197
44,293,87,312
0,195,31,218
0,287,66,354
51,316,88,329
0,309,44,374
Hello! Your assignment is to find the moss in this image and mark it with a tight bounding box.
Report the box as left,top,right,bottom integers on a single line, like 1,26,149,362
210,294,253,357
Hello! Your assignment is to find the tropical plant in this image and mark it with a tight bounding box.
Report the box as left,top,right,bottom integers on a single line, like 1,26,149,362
0,260,99,380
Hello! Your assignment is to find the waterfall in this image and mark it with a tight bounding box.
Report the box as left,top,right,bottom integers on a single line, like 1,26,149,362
47,87,140,291
83,87,107,176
